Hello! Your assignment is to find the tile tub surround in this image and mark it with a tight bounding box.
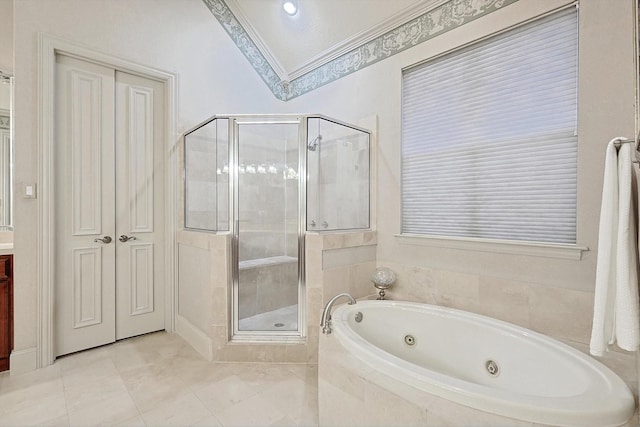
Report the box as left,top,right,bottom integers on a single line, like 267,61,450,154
318,332,638,427
374,261,639,402
380,262,595,343
0,332,318,427
305,230,378,361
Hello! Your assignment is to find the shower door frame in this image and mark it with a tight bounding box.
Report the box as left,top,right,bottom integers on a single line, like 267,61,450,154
229,115,308,343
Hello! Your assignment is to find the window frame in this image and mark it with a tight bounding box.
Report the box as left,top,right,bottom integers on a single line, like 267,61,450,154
397,5,587,260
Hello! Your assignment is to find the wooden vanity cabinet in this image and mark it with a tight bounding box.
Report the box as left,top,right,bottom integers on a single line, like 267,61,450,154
0,255,12,372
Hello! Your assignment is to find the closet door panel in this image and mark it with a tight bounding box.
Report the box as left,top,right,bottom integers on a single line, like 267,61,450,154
115,71,165,340
54,55,116,357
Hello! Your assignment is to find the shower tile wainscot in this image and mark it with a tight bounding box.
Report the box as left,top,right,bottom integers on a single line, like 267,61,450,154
175,229,377,364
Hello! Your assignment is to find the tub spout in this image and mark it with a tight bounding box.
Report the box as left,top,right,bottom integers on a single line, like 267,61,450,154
321,292,356,335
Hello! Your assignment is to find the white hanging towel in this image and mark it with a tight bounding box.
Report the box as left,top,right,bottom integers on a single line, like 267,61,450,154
590,140,640,356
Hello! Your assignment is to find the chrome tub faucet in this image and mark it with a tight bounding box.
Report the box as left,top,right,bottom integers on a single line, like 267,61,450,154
321,292,356,335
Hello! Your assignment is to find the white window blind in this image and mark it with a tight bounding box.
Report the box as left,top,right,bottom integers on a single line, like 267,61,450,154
401,8,578,245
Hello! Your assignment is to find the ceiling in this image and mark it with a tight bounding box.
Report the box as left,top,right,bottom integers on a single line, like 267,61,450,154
226,0,435,81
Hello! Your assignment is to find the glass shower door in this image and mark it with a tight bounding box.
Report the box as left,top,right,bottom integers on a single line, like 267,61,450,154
234,121,301,334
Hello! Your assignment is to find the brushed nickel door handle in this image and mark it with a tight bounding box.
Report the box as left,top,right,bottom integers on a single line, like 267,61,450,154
93,236,112,244
119,235,137,243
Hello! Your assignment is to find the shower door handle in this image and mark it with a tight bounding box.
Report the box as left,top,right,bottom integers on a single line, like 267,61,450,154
119,235,137,243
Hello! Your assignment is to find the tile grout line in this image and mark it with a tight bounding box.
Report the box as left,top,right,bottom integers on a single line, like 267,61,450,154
190,388,225,427
57,365,72,427
115,348,148,427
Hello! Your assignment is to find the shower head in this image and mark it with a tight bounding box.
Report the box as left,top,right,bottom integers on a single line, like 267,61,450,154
308,135,322,151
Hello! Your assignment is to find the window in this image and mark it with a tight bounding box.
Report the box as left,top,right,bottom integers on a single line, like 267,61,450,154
401,8,578,245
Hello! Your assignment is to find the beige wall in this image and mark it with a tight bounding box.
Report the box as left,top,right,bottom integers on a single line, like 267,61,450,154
0,80,9,110
0,0,12,109
0,0,12,74
0,0,12,251
12,0,283,370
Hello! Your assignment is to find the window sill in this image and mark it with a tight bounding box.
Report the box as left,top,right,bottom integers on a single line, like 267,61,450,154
395,234,588,260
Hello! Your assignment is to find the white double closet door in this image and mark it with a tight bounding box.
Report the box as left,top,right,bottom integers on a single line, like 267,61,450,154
54,55,165,357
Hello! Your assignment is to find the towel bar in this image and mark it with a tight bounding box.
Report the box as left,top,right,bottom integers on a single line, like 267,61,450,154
612,136,640,164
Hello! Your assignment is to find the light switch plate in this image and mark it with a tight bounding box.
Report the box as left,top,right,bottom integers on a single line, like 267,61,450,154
24,184,36,199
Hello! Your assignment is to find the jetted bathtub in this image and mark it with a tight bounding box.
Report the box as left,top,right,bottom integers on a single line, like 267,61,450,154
327,300,635,427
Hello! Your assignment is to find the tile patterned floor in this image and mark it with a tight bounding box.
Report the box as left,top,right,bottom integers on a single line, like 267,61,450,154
0,332,318,427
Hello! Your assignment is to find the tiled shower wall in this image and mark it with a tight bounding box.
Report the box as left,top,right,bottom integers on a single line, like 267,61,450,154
184,120,229,232
238,257,298,319
237,142,298,262
307,132,370,232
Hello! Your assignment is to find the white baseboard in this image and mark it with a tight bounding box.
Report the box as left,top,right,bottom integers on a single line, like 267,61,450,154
176,314,213,361
9,347,38,374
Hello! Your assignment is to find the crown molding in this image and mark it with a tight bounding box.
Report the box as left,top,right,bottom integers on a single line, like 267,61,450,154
202,0,289,100
287,0,445,80
224,0,446,82
224,0,290,81
204,0,521,100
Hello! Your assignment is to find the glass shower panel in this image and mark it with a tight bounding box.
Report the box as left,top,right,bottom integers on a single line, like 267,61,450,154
236,122,299,332
307,117,370,231
184,118,229,231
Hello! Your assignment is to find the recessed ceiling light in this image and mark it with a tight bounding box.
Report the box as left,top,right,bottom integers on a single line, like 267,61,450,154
282,0,298,16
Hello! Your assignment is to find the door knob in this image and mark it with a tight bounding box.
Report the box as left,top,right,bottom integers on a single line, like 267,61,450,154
93,236,112,244
119,235,137,243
